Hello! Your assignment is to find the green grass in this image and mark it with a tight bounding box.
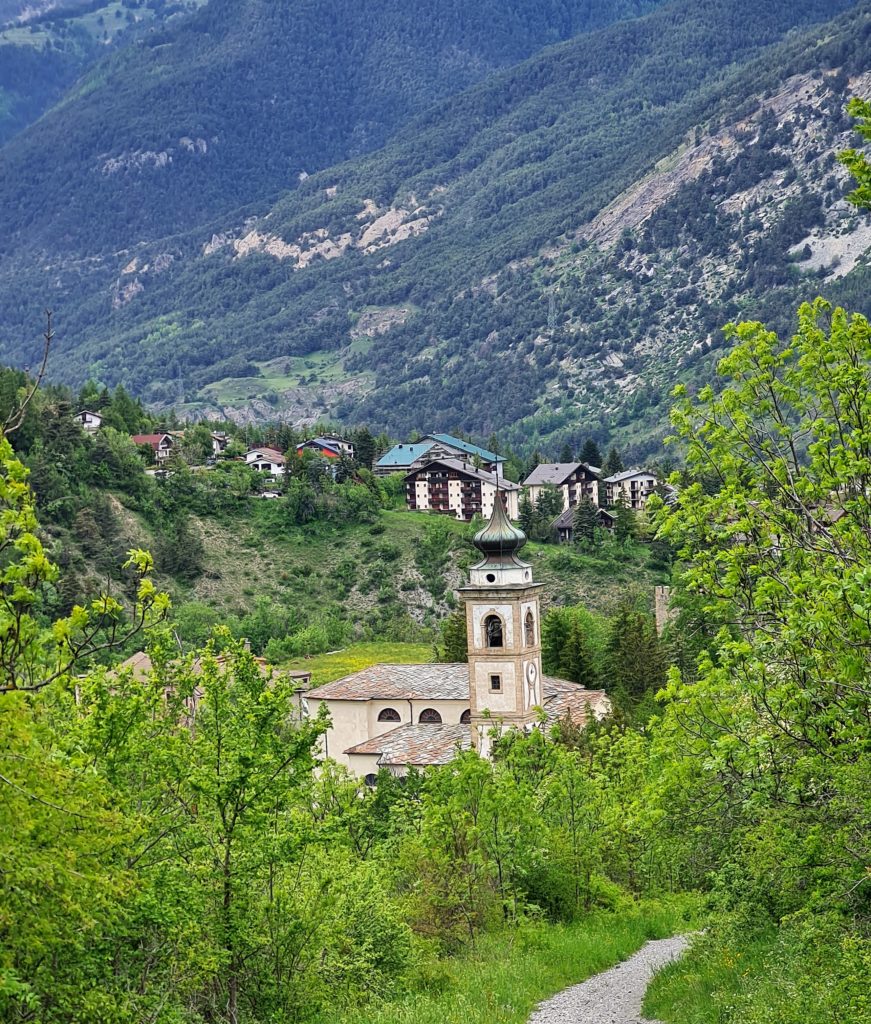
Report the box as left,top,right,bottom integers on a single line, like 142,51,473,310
283,641,433,683
203,345,372,405
318,899,699,1024
643,927,775,1024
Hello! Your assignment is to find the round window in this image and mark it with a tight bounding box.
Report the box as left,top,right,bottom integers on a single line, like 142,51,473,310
486,572,496,583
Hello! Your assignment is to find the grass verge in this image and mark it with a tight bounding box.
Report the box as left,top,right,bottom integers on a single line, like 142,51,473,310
643,926,774,1024
319,898,700,1024
283,641,434,684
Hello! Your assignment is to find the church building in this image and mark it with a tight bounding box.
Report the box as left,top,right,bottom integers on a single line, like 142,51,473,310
304,496,610,779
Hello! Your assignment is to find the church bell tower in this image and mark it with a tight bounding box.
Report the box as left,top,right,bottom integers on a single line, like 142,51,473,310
460,493,544,756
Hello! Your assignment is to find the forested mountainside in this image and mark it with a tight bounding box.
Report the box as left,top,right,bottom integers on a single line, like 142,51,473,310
0,0,666,248
0,0,868,458
0,0,209,145
1,0,862,455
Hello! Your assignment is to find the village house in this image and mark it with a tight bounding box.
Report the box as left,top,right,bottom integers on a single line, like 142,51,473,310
603,468,659,510
304,497,610,779
405,458,520,521
522,462,601,510
296,436,354,460
375,433,504,477
132,432,175,462
552,505,616,543
245,446,287,476
211,432,230,457
74,409,103,433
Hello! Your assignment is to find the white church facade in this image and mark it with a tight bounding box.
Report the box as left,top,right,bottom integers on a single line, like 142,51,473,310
305,496,610,778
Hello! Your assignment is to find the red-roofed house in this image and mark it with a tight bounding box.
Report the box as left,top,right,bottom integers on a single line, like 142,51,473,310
132,433,175,462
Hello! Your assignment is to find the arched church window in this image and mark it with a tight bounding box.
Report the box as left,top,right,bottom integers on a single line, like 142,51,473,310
525,610,535,647
418,708,442,724
460,709,471,724
484,614,504,648
377,708,401,722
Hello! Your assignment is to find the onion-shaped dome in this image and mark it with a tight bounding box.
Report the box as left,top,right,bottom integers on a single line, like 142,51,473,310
473,493,527,558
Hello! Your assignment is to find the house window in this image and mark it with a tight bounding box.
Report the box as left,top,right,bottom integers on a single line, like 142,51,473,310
460,709,472,724
525,610,535,647
419,708,442,724
490,675,502,691
364,773,378,787
377,708,400,722
484,614,504,648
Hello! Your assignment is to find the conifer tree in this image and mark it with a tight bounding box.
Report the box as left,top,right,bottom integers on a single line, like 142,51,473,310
602,445,624,477
572,496,599,547
533,485,563,540
518,491,535,534
606,600,665,706
559,441,574,462
580,438,602,466
612,493,636,544
436,608,468,662
565,618,600,688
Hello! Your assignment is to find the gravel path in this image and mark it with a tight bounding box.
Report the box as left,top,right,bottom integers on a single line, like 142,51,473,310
528,935,689,1024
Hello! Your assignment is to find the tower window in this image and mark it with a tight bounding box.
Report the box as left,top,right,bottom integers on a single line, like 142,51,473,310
460,709,472,724
484,614,504,648
490,675,502,691
525,610,535,647
377,708,401,722
419,708,442,724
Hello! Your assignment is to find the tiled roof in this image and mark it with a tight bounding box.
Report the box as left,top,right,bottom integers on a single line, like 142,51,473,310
540,684,610,724
307,663,469,701
542,676,610,726
375,441,435,468
523,463,585,487
308,663,609,725
409,457,520,490
345,722,471,764
131,433,172,448
425,434,503,464
248,447,286,463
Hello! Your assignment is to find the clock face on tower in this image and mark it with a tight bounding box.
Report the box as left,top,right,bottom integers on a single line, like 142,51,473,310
524,661,538,709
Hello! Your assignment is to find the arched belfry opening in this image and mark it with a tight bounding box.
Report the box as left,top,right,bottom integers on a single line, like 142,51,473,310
484,614,504,648
525,609,535,647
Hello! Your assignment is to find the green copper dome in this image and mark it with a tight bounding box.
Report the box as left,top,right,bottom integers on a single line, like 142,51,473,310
473,493,527,558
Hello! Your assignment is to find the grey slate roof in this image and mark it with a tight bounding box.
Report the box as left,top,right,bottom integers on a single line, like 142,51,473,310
541,677,610,726
306,663,471,701
344,722,471,764
307,663,610,729
523,462,599,487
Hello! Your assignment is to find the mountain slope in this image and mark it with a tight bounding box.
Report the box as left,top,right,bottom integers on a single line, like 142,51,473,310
0,0,868,457
0,0,666,252
0,1,209,145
